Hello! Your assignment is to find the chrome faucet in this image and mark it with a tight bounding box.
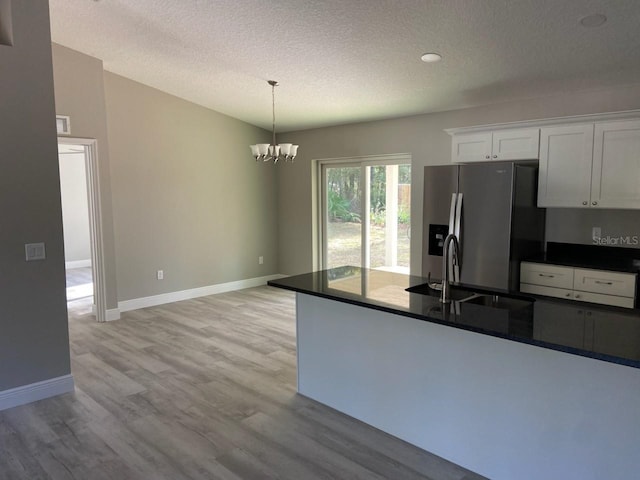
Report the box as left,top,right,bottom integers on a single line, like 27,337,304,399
440,233,460,304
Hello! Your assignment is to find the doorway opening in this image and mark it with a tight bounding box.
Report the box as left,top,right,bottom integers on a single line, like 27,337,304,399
57,138,107,322
319,155,411,273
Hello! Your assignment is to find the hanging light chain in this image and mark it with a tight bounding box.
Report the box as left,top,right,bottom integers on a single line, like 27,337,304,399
271,80,277,147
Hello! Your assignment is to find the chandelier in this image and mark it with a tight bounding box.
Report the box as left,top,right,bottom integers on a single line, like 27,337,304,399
250,80,299,163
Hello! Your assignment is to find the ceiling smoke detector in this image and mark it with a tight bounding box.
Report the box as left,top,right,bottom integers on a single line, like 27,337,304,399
579,14,607,28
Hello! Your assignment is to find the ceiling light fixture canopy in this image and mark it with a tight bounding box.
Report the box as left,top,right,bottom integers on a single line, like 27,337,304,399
421,52,442,63
250,80,298,163
579,13,607,27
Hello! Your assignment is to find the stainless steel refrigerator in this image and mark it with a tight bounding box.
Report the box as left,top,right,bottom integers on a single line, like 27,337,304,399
422,162,545,292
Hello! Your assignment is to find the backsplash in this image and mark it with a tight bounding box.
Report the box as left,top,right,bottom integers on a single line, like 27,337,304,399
545,208,640,249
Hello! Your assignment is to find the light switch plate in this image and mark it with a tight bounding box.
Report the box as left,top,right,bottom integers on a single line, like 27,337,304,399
25,242,46,261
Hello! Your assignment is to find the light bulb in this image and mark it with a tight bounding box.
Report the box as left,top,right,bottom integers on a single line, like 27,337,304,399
279,143,292,155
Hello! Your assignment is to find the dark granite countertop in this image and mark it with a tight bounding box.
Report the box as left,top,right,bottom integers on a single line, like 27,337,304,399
268,266,640,369
524,242,640,273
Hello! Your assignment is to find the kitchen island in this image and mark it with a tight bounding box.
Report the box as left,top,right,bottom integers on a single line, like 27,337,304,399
269,267,640,480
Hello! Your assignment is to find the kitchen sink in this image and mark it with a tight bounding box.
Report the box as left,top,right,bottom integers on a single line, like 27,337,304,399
461,293,534,310
406,282,534,310
405,283,476,300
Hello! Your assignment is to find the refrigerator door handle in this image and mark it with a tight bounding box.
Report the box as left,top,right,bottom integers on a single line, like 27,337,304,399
447,193,457,283
453,193,463,282
454,193,463,239
448,193,457,234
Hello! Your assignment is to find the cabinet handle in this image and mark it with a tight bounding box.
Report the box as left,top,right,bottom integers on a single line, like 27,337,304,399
538,273,555,278
492,155,498,159
577,310,583,314
485,155,490,159
586,311,592,316
582,201,588,205
592,201,598,206
565,293,572,297
594,280,613,285
575,294,582,299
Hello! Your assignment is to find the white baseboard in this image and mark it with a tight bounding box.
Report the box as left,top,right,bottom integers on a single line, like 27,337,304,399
118,274,286,313
91,305,121,322
65,259,92,269
0,374,75,412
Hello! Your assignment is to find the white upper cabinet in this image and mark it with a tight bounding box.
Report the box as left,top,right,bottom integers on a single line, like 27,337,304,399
538,119,640,209
451,128,539,163
591,120,640,209
492,128,540,161
537,124,594,208
451,132,492,163
447,111,640,209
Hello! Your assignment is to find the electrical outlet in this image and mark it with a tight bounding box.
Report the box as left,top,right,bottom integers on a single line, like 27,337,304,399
157,270,164,280
258,256,264,265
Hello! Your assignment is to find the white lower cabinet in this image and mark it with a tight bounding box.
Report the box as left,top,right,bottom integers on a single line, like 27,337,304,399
521,262,637,308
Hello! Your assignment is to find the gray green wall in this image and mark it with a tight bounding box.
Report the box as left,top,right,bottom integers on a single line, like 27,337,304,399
51,46,277,305
0,0,70,390
546,208,640,247
51,43,118,309
278,84,640,276
47,22,640,306
103,72,276,301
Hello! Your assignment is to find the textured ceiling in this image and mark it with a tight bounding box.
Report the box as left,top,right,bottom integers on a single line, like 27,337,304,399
48,0,640,132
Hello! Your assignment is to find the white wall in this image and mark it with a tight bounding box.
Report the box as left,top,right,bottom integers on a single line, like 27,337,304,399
59,151,91,265
298,293,640,480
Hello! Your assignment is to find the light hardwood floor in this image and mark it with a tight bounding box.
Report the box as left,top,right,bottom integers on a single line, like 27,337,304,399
0,286,486,480
66,267,93,289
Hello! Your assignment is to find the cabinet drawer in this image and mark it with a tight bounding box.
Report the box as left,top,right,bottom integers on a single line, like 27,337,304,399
520,283,574,300
573,268,636,298
521,283,635,308
573,291,635,309
520,263,574,289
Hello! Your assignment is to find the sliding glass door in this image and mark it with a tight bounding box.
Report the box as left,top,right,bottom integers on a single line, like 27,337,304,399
321,157,411,273
323,164,362,269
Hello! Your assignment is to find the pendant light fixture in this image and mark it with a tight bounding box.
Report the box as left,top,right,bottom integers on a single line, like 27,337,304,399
250,80,298,163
